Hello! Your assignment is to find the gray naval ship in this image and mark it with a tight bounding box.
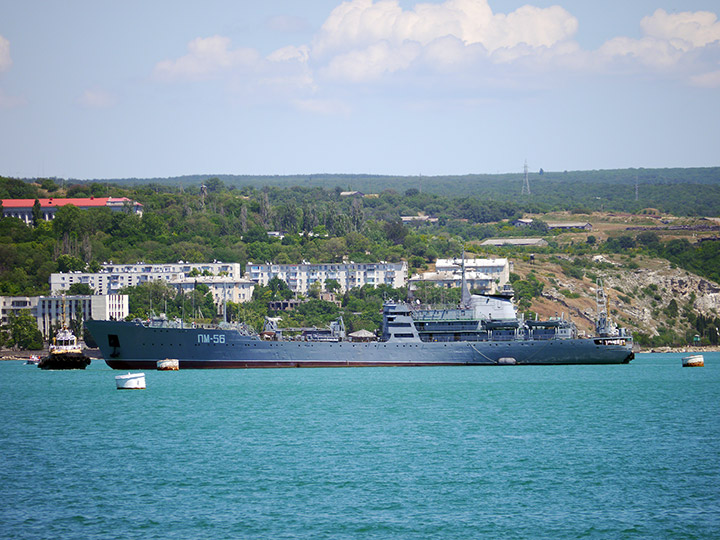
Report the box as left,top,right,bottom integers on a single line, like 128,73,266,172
86,279,633,369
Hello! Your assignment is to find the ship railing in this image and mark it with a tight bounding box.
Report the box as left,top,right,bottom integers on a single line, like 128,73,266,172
411,308,477,321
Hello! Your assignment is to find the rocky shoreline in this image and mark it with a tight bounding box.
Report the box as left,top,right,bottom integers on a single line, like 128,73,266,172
640,346,720,354
1,348,103,361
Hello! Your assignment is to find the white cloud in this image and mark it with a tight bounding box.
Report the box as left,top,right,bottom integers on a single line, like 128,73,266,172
308,0,582,86
642,9,720,49
267,45,310,64
154,36,261,80
599,9,720,69
691,69,720,88
78,89,117,109
0,34,11,72
598,36,685,69
322,40,422,82
152,1,720,112
312,0,577,61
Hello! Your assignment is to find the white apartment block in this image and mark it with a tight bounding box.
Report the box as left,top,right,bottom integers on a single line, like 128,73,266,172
410,258,511,295
169,276,256,308
434,258,511,285
50,261,243,295
246,261,408,294
0,294,128,339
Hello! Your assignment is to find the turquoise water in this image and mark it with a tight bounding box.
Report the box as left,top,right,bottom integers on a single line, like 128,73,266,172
1,354,719,539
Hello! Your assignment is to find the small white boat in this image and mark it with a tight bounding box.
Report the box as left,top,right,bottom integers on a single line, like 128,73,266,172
157,358,179,371
25,355,40,365
682,354,704,367
115,372,146,389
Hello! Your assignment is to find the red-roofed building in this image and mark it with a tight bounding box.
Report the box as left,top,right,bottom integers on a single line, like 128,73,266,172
1,197,143,224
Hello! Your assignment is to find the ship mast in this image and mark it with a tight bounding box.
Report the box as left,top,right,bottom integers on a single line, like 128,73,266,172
61,294,67,329
595,279,608,336
460,249,471,308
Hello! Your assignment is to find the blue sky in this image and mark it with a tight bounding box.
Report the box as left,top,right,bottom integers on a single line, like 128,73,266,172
1,0,719,179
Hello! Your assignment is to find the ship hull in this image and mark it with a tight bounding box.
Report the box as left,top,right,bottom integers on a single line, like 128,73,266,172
38,352,91,370
86,320,633,369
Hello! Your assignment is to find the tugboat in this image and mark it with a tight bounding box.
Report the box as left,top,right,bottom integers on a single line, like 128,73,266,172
38,325,91,370
38,297,91,370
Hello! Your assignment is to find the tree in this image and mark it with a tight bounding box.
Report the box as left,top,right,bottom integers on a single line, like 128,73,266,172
40,178,59,192
637,231,660,246
243,224,270,243
67,283,94,295
56,254,86,273
325,278,341,293
32,199,42,227
346,231,370,254
8,311,43,350
0,324,8,348
52,204,83,238
308,280,323,299
383,220,408,244
205,177,224,193
267,276,293,300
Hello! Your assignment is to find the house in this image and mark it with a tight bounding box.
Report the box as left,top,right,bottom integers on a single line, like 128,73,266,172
480,238,549,247
546,221,593,231
401,215,439,224
512,218,534,227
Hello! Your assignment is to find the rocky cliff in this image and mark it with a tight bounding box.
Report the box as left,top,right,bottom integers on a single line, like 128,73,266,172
512,255,720,338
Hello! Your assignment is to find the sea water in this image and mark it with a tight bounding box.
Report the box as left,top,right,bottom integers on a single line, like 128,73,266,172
1,354,718,540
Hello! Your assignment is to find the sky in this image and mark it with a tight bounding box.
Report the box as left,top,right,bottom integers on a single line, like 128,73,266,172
1,0,719,180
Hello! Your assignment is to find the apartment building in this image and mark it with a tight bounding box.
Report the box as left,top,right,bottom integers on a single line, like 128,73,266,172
50,261,243,295
409,258,511,295
0,294,128,339
245,261,408,294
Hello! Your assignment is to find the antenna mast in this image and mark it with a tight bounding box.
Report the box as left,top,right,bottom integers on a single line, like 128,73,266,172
595,279,608,336
460,247,471,308
521,160,531,195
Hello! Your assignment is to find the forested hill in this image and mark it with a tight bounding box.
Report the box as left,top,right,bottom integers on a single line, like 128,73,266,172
75,167,720,216
92,166,720,189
